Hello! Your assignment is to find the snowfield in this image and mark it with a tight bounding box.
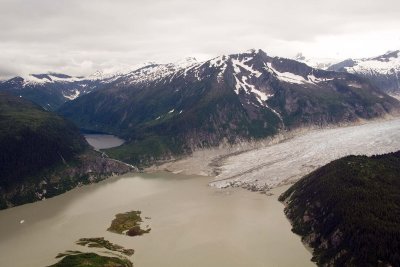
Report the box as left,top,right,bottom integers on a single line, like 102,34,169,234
149,117,400,191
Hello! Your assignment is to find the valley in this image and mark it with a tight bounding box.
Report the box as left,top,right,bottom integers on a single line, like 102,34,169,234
1,118,399,266
1,49,400,267
2,1,400,266
3,49,399,167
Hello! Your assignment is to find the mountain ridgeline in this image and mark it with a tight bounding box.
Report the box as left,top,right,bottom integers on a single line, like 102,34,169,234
0,73,109,110
1,49,399,165
279,151,400,267
57,50,400,164
0,92,133,209
328,50,400,98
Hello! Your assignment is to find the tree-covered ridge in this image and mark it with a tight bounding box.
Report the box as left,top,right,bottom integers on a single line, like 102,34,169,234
0,92,134,209
0,92,87,189
279,151,400,267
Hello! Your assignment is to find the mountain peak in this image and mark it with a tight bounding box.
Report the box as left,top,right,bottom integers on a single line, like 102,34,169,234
370,50,400,62
173,57,198,68
294,53,306,61
244,48,266,56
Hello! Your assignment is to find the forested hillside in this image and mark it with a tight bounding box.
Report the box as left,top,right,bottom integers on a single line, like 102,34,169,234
280,151,400,266
0,92,134,209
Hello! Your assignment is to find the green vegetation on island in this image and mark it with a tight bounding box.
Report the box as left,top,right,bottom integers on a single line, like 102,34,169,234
50,237,135,267
108,210,151,236
49,251,132,267
46,210,151,266
279,151,400,267
76,237,134,256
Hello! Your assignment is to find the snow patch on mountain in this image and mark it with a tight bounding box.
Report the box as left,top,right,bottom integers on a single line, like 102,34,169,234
22,73,85,86
232,58,262,78
118,57,201,86
233,71,269,105
307,74,334,83
207,56,228,82
265,63,306,84
63,89,81,100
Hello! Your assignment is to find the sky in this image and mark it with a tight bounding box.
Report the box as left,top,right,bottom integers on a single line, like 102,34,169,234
1,0,400,79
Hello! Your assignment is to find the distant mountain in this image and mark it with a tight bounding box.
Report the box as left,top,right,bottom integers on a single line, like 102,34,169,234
0,92,133,209
58,49,400,165
294,53,338,70
328,50,400,98
0,60,200,111
0,72,115,110
279,151,400,267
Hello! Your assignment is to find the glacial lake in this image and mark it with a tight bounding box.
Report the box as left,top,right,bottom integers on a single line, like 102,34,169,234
0,172,314,267
84,134,125,150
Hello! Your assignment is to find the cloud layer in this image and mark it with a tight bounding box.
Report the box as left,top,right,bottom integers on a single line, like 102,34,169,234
1,0,399,78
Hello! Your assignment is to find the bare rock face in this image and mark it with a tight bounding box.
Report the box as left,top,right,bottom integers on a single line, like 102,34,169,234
69,153,136,177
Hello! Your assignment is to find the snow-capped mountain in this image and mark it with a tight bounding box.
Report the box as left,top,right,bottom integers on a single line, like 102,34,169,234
0,58,203,110
2,48,398,163
0,72,109,110
57,49,399,164
294,53,339,70
328,50,400,98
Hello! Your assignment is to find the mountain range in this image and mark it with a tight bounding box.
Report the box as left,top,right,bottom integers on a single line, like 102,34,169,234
1,49,400,165
296,50,400,99
58,49,400,164
0,72,112,110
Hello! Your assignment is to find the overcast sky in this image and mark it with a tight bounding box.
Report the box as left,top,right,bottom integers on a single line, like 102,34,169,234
1,0,400,79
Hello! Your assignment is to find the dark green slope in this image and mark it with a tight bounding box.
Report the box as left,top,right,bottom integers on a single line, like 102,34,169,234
0,92,133,209
279,151,400,267
0,92,87,188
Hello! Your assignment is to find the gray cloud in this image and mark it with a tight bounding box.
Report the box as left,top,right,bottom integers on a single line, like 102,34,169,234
1,0,400,79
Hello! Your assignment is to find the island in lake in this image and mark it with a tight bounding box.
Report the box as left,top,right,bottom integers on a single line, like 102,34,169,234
49,237,135,266
48,210,150,267
49,251,132,267
108,210,151,236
